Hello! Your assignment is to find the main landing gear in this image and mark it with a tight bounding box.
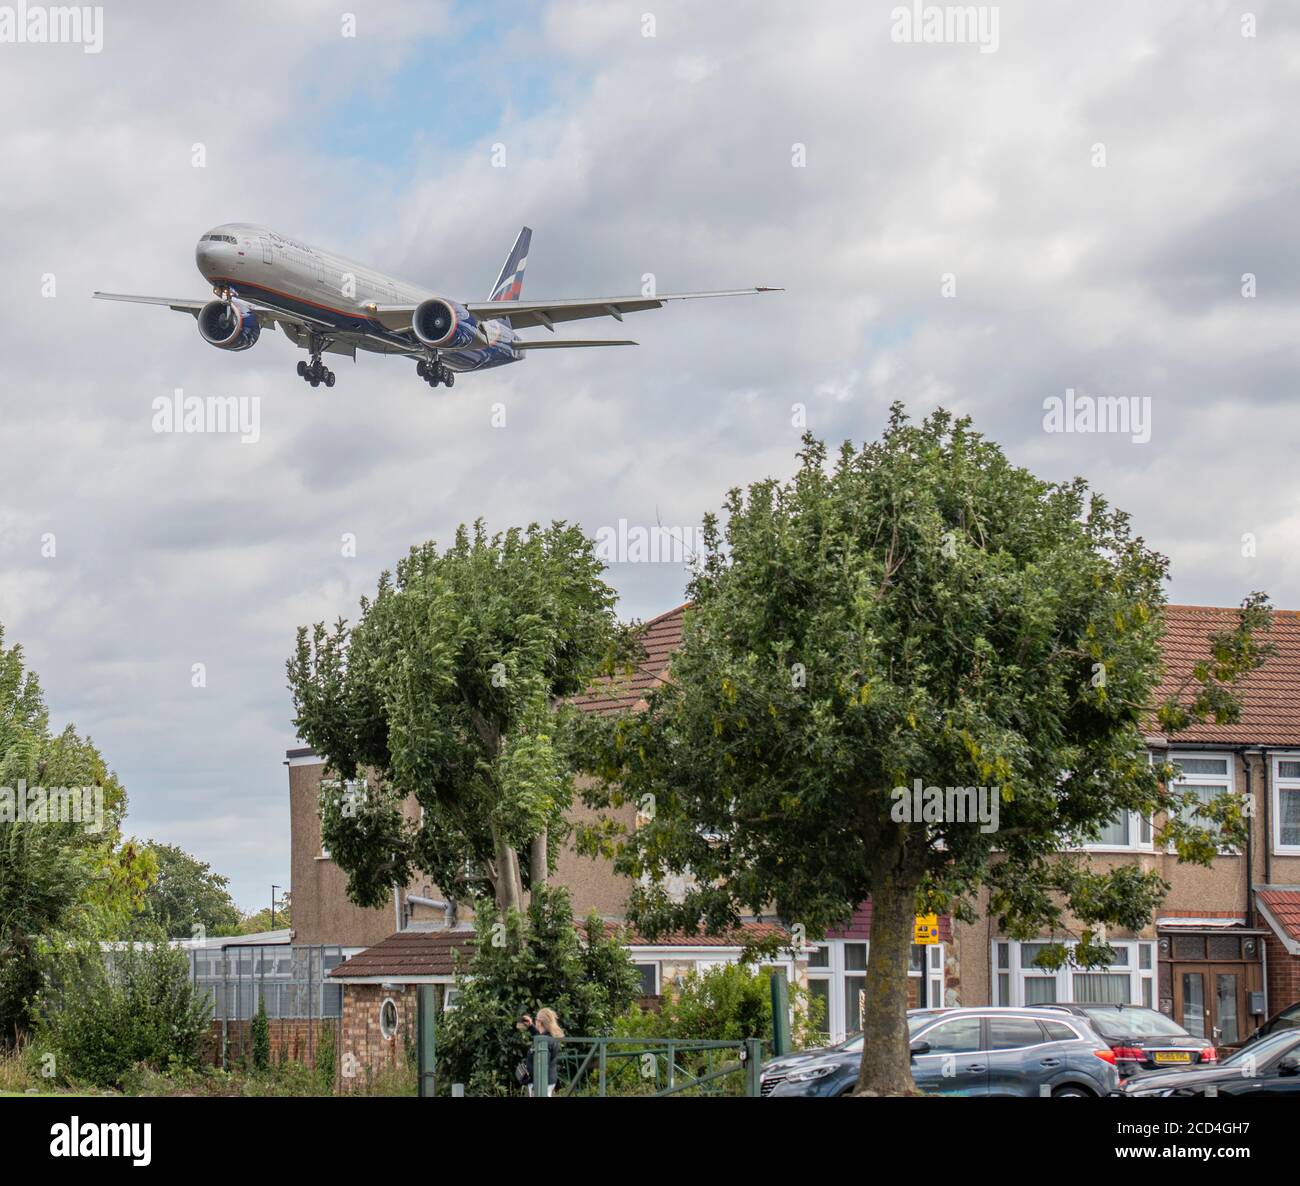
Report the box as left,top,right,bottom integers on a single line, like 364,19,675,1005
417,358,454,388
297,338,336,388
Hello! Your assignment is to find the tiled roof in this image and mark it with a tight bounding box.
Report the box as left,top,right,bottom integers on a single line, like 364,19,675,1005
1155,605,1300,746
1256,888,1300,948
569,603,688,715
329,930,473,979
329,919,789,980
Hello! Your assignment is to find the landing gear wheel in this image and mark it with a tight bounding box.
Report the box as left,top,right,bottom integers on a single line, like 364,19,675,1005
297,360,307,377
444,370,454,388
324,371,336,388
416,360,428,378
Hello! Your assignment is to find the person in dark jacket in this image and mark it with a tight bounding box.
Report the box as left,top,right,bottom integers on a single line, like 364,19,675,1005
517,1008,563,1095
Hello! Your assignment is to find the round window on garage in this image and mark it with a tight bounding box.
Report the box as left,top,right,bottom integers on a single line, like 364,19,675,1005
379,997,399,1040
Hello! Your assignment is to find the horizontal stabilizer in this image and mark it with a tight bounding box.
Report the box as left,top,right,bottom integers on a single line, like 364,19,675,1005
512,339,638,350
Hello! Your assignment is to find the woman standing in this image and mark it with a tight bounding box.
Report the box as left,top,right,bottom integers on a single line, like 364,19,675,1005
516,1008,564,1095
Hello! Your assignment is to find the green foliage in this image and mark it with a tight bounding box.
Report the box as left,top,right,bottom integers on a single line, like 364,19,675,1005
575,407,1271,1093
0,625,156,1041
616,962,822,1048
578,407,1271,954
286,521,624,912
314,1022,336,1091
251,996,270,1072
132,841,241,939
436,884,641,1095
33,926,213,1088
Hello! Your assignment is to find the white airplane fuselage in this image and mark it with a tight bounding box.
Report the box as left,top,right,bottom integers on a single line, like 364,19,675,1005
195,222,519,373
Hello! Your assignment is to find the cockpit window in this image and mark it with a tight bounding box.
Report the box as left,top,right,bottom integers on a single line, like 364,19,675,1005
203,234,238,244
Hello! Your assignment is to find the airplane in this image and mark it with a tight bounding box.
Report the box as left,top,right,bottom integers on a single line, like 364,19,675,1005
94,223,780,389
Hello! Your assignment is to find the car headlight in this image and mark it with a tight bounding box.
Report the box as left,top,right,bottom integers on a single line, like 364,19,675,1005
786,1064,837,1082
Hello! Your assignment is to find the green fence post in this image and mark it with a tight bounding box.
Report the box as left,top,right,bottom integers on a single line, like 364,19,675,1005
745,1038,763,1097
416,985,437,1098
598,1039,607,1097
532,1034,549,1097
770,973,791,1058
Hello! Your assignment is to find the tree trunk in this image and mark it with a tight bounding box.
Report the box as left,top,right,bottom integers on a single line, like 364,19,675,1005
490,822,524,911
529,829,548,892
854,866,920,1095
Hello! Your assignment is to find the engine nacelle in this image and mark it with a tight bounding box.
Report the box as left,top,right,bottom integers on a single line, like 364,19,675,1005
411,297,479,349
197,298,261,351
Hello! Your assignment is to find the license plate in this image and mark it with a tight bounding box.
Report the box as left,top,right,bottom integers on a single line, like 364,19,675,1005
1152,1051,1191,1064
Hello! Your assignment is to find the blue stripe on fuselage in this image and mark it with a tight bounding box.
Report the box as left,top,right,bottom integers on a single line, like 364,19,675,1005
213,277,520,372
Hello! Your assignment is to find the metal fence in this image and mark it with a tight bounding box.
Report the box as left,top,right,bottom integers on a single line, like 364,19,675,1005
536,1036,765,1097
189,944,345,1021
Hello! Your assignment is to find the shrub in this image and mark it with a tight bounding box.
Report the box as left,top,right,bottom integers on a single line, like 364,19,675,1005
436,885,641,1095
33,927,212,1088
314,1022,336,1093
251,997,270,1072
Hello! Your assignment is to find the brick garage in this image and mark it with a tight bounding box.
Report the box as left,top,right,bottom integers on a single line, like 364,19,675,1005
1257,888,1300,1014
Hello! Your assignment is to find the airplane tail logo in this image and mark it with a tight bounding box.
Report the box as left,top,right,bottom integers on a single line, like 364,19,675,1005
487,226,531,322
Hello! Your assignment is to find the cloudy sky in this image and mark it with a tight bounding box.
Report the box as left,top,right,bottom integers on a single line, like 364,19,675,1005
3,0,1298,909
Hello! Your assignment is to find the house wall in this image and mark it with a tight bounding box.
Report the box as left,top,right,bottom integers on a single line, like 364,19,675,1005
290,757,638,948
948,750,1300,1025
340,983,416,1088
204,1017,337,1070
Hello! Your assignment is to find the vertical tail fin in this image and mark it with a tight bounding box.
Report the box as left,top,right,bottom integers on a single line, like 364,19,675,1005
487,227,531,324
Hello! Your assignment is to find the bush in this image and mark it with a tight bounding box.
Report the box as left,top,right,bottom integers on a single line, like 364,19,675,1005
33,927,213,1088
615,962,824,1047
314,1022,336,1093
251,997,270,1072
436,885,641,1095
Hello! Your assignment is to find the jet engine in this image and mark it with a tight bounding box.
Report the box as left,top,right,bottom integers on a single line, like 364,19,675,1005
411,297,480,349
197,298,261,351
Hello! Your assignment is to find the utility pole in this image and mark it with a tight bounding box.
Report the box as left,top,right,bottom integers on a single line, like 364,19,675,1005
271,884,280,928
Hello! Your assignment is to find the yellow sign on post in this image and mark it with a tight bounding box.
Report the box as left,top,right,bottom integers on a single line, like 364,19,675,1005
913,914,940,945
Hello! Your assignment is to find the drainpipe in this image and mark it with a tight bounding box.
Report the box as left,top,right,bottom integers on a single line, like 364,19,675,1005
1260,748,1273,889
406,895,456,927
393,884,402,932
1243,749,1257,928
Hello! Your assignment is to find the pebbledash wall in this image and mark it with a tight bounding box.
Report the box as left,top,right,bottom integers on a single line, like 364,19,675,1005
290,603,1300,1080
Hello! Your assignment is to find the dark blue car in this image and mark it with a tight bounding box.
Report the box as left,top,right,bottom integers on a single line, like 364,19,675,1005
766,1008,1120,1097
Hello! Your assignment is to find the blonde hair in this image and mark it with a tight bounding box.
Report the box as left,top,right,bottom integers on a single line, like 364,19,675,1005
535,1007,564,1038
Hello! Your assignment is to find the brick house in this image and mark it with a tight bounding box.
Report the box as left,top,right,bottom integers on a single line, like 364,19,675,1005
293,602,1300,1071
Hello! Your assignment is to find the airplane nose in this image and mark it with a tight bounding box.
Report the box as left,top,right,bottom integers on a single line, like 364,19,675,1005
195,240,219,274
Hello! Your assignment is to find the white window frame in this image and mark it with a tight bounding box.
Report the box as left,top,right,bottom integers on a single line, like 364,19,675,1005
632,962,661,996
1272,753,1300,856
806,938,945,1044
993,939,1156,1008
1165,751,1237,855
1081,808,1155,853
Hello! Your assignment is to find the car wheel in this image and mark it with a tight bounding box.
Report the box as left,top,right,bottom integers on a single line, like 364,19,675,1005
1052,1085,1093,1098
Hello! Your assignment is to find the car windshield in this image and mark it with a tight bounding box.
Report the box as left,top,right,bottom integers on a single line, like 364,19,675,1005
1079,1007,1190,1039
1221,1030,1300,1068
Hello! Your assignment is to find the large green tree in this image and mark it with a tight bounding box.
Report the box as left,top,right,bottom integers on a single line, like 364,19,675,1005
286,521,622,912
0,627,155,1042
133,842,241,939
576,407,1270,1095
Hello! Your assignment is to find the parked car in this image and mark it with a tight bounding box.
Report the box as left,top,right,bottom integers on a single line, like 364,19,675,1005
1039,1003,1215,1077
759,1008,950,1096
766,1008,1119,1097
1121,1029,1300,1097
1233,1000,1300,1050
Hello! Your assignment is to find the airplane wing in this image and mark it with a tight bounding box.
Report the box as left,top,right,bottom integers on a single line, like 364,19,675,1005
92,291,333,333
366,287,781,333
511,339,638,349
466,287,781,331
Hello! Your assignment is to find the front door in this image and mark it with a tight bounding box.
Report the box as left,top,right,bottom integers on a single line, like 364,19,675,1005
1175,965,1249,1044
